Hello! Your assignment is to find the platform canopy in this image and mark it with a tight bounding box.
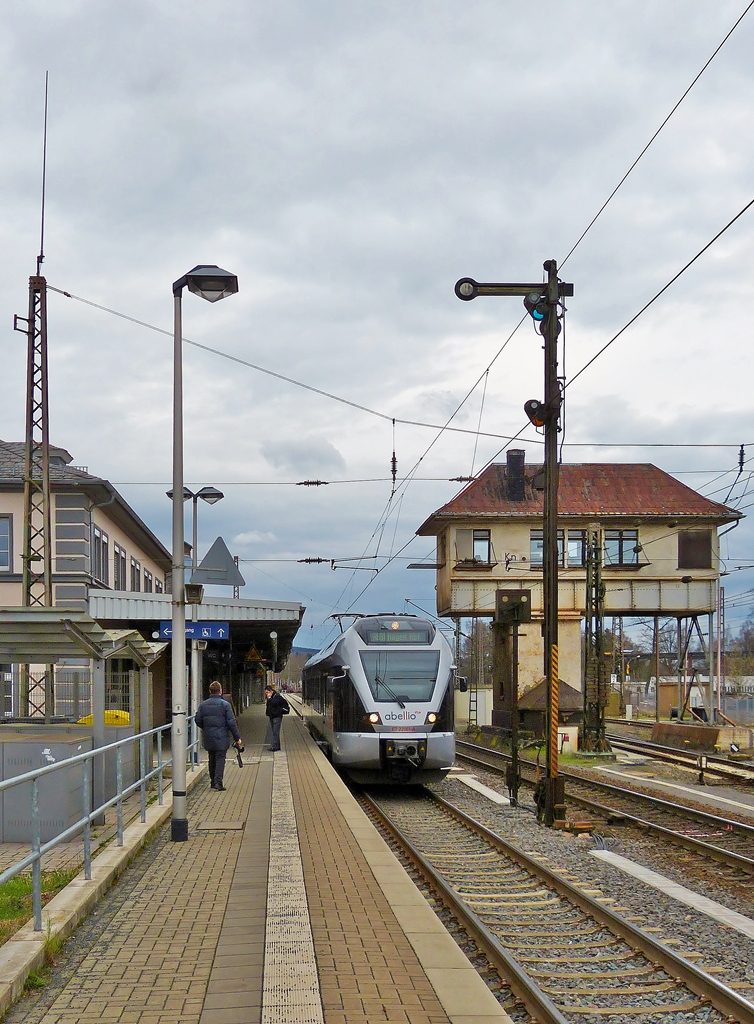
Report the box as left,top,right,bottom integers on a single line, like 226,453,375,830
0,608,166,666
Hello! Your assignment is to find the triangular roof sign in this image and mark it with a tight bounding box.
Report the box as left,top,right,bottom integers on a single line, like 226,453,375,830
189,537,245,587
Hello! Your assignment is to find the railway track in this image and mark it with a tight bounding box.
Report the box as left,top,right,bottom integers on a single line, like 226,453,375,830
605,735,754,785
360,786,754,1024
456,739,754,879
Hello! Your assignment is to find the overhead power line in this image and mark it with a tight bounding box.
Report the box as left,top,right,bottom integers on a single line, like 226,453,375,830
50,286,750,453
560,0,754,268
566,196,754,389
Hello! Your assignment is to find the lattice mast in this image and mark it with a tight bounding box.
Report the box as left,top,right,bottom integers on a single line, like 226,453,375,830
13,72,54,719
582,523,610,751
16,276,52,608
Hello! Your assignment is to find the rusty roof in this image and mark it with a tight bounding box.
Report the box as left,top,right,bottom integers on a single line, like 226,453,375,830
519,677,583,712
417,463,741,534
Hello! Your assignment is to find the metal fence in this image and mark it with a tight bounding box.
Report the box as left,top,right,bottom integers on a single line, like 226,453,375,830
0,720,200,931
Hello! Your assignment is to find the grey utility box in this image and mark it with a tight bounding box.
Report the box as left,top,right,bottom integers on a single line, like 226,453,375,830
0,730,93,843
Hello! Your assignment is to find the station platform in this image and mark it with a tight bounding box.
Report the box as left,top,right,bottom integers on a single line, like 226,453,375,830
5,705,508,1024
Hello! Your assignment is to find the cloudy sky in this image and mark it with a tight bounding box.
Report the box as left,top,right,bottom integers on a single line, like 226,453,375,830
2,0,753,649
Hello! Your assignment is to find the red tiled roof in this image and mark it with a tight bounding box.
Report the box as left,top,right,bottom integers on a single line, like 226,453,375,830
417,463,741,533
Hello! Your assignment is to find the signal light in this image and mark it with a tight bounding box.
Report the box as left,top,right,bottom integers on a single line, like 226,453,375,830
425,712,438,724
524,290,548,322
524,399,547,427
455,277,478,301
367,712,381,725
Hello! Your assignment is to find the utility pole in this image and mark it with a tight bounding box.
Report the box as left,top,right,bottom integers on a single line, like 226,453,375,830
456,261,571,825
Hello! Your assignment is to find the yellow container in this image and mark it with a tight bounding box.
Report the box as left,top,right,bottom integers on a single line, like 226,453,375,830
76,710,131,726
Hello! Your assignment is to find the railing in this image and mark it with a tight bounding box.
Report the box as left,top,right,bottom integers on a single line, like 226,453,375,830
0,718,200,931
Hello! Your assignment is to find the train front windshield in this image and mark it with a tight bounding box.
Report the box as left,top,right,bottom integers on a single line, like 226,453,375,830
359,651,440,703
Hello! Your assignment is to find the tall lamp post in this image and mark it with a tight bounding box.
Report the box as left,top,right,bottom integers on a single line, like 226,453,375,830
171,266,237,842
167,485,224,765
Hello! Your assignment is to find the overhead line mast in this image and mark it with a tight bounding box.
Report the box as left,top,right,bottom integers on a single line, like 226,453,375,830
13,72,53,720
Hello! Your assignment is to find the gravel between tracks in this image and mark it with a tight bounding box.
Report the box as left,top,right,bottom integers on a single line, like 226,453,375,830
429,772,754,1000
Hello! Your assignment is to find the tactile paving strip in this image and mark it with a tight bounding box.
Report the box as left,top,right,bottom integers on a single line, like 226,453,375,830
262,752,324,1024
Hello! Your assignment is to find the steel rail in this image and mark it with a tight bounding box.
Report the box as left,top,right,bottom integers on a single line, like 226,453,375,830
455,741,754,874
430,791,754,1024
359,791,570,1024
457,739,754,833
606,735,754,782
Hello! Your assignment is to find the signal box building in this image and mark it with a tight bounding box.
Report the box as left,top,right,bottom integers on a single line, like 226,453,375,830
416,450,741,695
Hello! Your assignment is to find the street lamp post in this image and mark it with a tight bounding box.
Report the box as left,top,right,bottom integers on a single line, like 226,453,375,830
167,485,224,766
170,266,237,842
270,631,278,684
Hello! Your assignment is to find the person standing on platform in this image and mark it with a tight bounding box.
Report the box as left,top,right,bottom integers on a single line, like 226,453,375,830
195,680,242,791
264,684,290,751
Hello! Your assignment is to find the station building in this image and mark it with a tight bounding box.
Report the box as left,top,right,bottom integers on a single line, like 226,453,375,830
0,440,303,725
417,450,741,705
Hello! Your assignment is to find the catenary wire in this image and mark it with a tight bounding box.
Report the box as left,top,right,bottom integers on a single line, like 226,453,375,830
560,0,754,269
47,285,751,452
565,196,754,390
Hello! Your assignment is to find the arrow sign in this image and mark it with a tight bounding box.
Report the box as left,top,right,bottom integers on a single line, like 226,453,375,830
189,537,245,587
159,621,230,640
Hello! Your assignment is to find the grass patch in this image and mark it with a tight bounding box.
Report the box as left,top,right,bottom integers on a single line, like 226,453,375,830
0,868,78,947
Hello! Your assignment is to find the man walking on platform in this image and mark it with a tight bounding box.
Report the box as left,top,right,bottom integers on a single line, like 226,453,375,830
195,681,243,791
264,684,290,751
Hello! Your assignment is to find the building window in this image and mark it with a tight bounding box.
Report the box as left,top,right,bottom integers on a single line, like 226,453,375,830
114,544,127,590
0,515,11,572
678,530,712,570
530,529,565,567
567,530,586,567
91,526,109,585
130,558,141,592
143,569,153,593
155,577,163,594
455,528,494,564
604,529,639,566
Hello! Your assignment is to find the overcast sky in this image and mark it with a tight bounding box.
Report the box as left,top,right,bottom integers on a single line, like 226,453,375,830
2,0,753,649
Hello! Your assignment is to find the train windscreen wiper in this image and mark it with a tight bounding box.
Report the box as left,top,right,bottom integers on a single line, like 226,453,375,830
374,674,406,709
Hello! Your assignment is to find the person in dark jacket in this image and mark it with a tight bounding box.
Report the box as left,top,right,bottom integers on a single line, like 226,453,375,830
264,684,289,751
195,681,242,790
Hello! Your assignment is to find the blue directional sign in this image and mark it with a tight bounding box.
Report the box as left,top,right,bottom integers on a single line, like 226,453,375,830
159,621,230,640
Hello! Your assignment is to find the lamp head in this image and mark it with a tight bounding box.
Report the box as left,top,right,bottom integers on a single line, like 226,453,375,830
196,486,224,505
166,487,194,501
174,265,238,302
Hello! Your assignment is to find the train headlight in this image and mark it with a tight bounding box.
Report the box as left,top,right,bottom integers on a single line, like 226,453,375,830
367,712,381,725
425,712,438,724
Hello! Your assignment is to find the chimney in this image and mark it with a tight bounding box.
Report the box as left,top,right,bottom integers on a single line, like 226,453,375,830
506,449,525,501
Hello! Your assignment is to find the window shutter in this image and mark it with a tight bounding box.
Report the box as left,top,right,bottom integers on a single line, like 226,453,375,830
455,529,473,561
678,530,712,570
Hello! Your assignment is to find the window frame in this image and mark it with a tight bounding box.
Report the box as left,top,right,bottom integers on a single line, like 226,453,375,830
143,569,153,593
113,543,127,590
130,557,141,593
0,515,12,573
91,525,110,585
155,577,164,594
530,529,565,568
603,529,639,567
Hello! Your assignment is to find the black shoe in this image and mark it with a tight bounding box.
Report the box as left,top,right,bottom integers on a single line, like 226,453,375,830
215,785,227,791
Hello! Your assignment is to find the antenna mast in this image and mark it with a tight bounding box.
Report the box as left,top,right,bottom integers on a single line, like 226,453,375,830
13,71,53,719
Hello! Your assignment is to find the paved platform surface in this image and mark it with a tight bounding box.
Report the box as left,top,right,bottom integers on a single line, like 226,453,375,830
4,705,508,1024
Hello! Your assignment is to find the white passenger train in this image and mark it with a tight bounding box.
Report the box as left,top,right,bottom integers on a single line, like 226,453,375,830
299,614,455,784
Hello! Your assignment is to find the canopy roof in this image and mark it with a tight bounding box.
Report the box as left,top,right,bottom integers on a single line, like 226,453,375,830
0,608,166,666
